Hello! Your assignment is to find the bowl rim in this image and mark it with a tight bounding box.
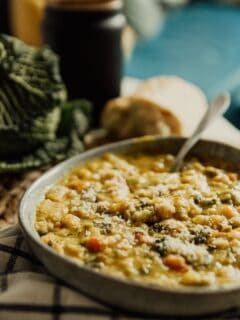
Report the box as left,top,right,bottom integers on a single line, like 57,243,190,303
19,136,240,296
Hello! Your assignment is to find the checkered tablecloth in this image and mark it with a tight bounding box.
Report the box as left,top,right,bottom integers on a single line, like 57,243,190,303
0,225,121,320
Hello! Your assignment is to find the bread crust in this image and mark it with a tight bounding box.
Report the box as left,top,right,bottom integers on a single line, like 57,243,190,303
134,76,208,135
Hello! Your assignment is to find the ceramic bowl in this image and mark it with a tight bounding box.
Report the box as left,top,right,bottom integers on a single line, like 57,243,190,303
19,137,240,317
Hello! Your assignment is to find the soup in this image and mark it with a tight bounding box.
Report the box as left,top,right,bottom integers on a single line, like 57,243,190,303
35,153,240,288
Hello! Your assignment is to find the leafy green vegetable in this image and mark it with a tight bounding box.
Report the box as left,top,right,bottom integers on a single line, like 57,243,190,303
0,99,92,173
0,35,92,173
0,34,66,158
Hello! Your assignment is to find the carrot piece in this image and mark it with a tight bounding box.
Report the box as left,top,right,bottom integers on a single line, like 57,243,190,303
135,232,144,243
227,172,237,181
163,255,189,273
87,237,105,253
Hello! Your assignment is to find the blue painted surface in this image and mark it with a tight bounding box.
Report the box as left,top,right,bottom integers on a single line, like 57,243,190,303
125,3,240,128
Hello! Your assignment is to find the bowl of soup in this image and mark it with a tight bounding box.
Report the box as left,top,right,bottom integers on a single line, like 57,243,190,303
19,137,240,316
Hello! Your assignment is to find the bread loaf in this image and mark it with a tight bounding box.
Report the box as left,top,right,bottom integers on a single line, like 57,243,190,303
101,76,208,139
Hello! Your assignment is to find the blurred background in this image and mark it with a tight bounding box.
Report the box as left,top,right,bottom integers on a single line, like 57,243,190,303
1,0,240,127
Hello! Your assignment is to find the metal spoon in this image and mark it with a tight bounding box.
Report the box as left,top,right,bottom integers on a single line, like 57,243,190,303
170,92,231,172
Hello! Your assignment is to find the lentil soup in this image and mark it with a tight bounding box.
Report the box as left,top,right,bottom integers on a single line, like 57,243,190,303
35,153,240,288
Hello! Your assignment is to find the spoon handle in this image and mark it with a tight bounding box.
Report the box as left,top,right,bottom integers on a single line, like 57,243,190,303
170,92,231,172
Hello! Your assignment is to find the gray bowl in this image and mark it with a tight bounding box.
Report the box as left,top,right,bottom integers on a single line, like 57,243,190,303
19,137,240,317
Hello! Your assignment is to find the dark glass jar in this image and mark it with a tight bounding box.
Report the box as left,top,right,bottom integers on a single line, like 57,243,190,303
0,0,10,33
43,0,125,124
